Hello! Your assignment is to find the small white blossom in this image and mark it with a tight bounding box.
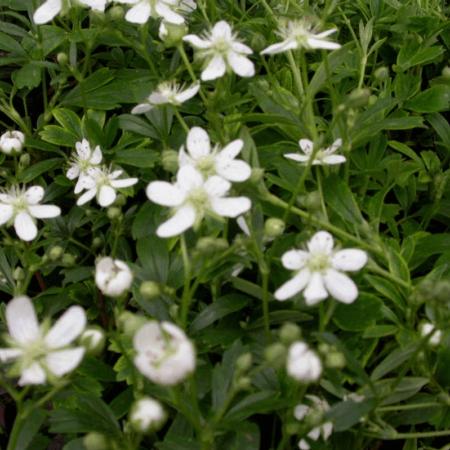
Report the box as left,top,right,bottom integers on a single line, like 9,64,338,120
134,321,196,385
95,257,133,297
420,322,442,346
76,167,138,208
183,20,255,81
294,395,333,450
146,165,251,238
275,231,368,304
0,296,86,386
80,327,105,354
130,397,166,432
117,0,189,25
0,186,61,241
132,81,200,114
34,0,109,25
179,127,251,182
285,138,345,166
0,131,25,155
287,341,322,382
67,139,103,194
261,20,341,55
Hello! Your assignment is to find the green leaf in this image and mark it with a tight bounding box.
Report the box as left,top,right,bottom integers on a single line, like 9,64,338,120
118,114,159,139
137,236,169,283
39,125,79,147
0,30,26,55
405,86,450,113
371,342,418,381
18,158,62,183
114,147,159,167
52,108,82,138
12,408,46,450
326,398,376,431
13,62,41,89
365,275,405,310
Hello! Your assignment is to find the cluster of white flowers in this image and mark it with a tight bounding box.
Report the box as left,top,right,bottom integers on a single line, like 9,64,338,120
146,127,252,237
0,130,25,155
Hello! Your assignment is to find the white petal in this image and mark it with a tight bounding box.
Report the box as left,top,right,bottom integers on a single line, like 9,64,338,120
33,0,62,24
155,1,184,24
204,176,231,197
260,39,297,55
186,127,211,159
0,348,23,362
299,139,314,155
18,362,46,385
175,82,200,103
298,439,310,450
66,165,80,180
274,269,311,301
201,55,226,81
146,181,185,207
148,92,169,105
76,139,90,159
28,204,61,219
210,196,251,217
303,272,328,305
211,21,232,40
231,41,253,54
321,154,346,165
281,250,309,270
46,348,85,376
176,165,204,192
125,1,151,24
45,306,86,349
325,138,343,154
133,321,162,353
284,153,310,163
219,139,243,160
307,231,334,254
156,205,197,238
6,296,40,345
91,146,103,164
323,269,358,304
316,29,337,38
0,204,13,225
294,404,309,421
98,185,116,207
75,174,96,194
77,188,97,206
332,249,368,271
132,103,153,114
25,186,44,204
79,0,107,11
178,146,193,167
236,215,250,235
216,159,251,182
14,212,37,241
110,177,138,188
183,34,211,49
227,52,255,77
307,38,341,50
322,422,333,440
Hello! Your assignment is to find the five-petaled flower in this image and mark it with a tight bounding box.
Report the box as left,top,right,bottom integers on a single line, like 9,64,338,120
287,341,322,382
132,81,200,114
133,320,196,385
179,127,251,182
116,0,188,25
0,296,86,385
95,256,133,297
0,130,25,155
284,138,345,166
146,165,251,238
261,20,341,55
0,186,61,241
275,231,368,304
183,20,255,80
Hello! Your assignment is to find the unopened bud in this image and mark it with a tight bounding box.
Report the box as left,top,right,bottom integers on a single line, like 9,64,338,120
83,432,109,450
279,322,301,344
130,397,166,433
13,267,25,281
159,22,188,46
107,207,121,220
196,236,228,254
265,342,287,367
325,351,346,369
62,253,76,266
19,153,30,168
117,311,147,337
48,246,64,261
264,218,285,239
92,236,104,249
162,149,179,173
56,52,68,65
374,66,389,80
442,66,450,79
235,376,252,390
236,353,252,372
347,88,371,108
140,281,161,299
107,5,124,20
81,327,105,355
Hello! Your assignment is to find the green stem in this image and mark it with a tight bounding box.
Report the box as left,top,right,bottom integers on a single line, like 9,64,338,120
177,45,208,104
174,109,190,133
286,50,305,98
179,235,192,328
365,429,450,440
315,167,328,221
377,402,442,412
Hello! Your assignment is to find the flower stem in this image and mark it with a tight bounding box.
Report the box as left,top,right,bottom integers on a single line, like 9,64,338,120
179,235,192,328
177,45,208,104
174,109,190,133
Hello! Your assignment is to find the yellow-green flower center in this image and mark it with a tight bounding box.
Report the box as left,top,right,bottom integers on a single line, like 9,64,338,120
307,253,330,272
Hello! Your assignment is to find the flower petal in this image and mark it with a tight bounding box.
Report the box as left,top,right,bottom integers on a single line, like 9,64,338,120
299,139,314,155
45,306,86,349
186,127,211,159
332,249,368,271
156,205,197,238
219,139,243,160
201,55,226,81
216,159,251,182
284,153,310,163
91,146,103,164
260,39,297,55
0,348,23,362
183,34,211,49
323,269,358,304
46,347,85,376
155,1,184,24
227,52,255,77
175,82,200,103
0,204,13,225
281,249,309,270
274,269,311,301
131,103,153,114
110,177,138,188
307,231,334,254
6,296,40,345
18,362,46,385
204,175,231,197
28,204,61,219
125,1,151,23
77,188,97,206
66,165,80,180
307,37,341,50
303,272,329,305
76,139,90,159
33,0,62,24
324,138,343,154
211,20,232,40
146,182,185,206
177,166,204,192
25,186,44,204
231,41,253,54
321,154,346,165
14,212,38,241
210,196,251,217
98,185,116,207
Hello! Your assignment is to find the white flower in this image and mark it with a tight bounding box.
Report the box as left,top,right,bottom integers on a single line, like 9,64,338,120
0,296,86,386
261,20,341,55
34,0,109,25
146,165,251,238
134,321,196,385
130,397,166,432
0,130,25,155
0,186,61,241
76,167,138,208
287,341,322,382
66,139,103,194
294,395,333,450
284,138,345,166
274,231,368,304
132,81,200,114
80,327,105,354
117,0,187,25
183,20,255,81
179,127,251,182
95,257,133,297
420,322,442,346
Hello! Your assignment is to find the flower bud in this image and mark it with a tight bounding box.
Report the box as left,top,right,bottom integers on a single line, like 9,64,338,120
250,167,265,183
107,206,121,220
162,149,179,173
159,21,188,46
195,236,228,254
114,194,126,207
264,218,285,239
299,191,321,210
95,257,133,297
140,281,161,299
117,311,147,337
0,130,25,155
287,341,322,383
264,342,287,367
130,397,166,433
347,88,371,108
81,327,105,355
236,353,252,372
83,432,109,450
48,246,64,261
19,153,30,168
107,5,124,20
13,267,25,281
62,253,76,266
56,52,68,65
419,322,442,346
442,66,450,79
235,376,252,390
92,236,104,249
374,66,389,81
325,351,346,369
279,322,301,344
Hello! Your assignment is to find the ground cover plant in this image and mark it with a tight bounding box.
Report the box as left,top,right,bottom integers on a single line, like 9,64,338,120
0,0,449,449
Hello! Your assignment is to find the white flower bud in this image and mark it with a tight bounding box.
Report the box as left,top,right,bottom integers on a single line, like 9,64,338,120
130,397,166,433
81,327,105,354
0,130,25,155
95,257,133,297
287,341,322,382
420,322,442,346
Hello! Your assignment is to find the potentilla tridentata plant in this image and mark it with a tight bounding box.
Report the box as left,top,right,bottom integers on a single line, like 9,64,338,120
0,1,449,449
